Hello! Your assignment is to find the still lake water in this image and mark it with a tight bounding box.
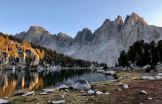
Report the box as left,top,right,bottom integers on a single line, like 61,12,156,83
0,69,114,97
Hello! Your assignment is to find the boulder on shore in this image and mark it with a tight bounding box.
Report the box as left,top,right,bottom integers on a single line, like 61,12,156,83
71,79,91,91
105,70,116,76
154,76,162,80
52,100,66,104
87,90,95,95
157,73,162,76
141,76,155,80
0,99,9,104
14,90,29,96
118,83,129,89
43,88,56,93
140,90,148,95
142,65,151,70
57,84,69,90
96,91,103,95
22,91,35,96
97,70,116,76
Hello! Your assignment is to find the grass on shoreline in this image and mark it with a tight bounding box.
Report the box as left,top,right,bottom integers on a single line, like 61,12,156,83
6,71,162,104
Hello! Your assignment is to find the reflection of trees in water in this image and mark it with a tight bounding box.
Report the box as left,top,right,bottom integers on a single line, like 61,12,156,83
0,71,18,82
0,71,18,97
0,71,44,97
0,69,92,97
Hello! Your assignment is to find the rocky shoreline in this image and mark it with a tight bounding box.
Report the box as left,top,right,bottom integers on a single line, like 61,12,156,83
1,71,161,104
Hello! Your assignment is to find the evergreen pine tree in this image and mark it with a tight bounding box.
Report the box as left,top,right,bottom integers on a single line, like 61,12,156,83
118,50,129,67
150,41,160,66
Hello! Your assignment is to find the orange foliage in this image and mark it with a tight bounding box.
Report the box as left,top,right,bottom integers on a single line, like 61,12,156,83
35,49,45,59
0,36,45,60
22,41,31,50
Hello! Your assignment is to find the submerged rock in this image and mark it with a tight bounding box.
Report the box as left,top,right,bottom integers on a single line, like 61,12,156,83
71,79,91,91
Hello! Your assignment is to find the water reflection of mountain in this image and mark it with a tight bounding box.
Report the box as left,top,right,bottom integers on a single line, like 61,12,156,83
0,69,113,97
0,69,91,97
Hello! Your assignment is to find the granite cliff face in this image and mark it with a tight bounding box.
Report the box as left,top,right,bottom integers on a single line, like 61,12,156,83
121,13,161,48
92,15,123,44
15,13,162,66
73,28,94,46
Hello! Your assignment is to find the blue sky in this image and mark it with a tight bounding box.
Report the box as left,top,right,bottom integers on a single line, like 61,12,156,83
0,0,162,37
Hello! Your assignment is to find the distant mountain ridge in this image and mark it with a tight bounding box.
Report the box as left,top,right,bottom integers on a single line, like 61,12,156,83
0,33,99,69
15,13,162,66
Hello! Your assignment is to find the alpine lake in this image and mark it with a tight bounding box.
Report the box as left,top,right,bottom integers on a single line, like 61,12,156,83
0,69,114,97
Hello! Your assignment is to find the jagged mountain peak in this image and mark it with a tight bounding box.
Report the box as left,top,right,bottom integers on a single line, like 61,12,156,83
131,12,140,18
27,26,49,34
102,19,111,26
15,12,162,67
103,15,123,26
75,28,93,37
124,13,148,26
81,28,92,32
125,12,141,21
57,32,73,41
58,32,69,37
74,28,93,45
93,15,124,43
115,15,123,25
121,12,155,49
100,16,123,30
117,15,122,19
